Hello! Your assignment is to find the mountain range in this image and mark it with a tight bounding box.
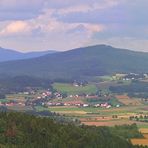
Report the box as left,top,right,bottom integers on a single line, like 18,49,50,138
0,45,148,80
0,47,57,62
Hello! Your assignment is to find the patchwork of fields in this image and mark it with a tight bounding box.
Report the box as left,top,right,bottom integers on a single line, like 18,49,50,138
36,105,148,129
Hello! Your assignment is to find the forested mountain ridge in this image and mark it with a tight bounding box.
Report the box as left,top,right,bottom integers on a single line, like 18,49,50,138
0,45,148,79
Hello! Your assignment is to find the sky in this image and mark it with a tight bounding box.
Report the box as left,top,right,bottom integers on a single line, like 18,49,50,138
0,0,148,52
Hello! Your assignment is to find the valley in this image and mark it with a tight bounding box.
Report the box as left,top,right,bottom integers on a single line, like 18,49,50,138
1,0,148,147
0,74,147,132
0,45,148,147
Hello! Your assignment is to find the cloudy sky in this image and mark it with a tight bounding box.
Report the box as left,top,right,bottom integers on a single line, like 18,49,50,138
0,0,148,52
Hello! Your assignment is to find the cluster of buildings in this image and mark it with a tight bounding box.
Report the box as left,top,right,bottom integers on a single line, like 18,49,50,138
46,101,89,107
0,80,121,109
94,103,111,108
73,80,88,87
36,91,52,99
0,101,25,107
45,101,114,109
114,73,148,81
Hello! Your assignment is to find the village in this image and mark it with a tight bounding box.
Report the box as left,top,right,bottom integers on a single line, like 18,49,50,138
0,72,147,111
0,86,114,109
0,79,119,110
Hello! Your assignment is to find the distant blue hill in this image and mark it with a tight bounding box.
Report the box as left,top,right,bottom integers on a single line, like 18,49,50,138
0,47,57,62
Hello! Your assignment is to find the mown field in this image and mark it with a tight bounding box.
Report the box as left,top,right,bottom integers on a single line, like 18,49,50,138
131,128,148,146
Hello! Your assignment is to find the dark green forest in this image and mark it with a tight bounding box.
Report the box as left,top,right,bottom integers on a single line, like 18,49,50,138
0,76,52,95
109,81,148,98
0,111,146,148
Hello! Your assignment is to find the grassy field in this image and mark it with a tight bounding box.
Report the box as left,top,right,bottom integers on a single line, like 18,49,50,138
53,83,98,95
81,120,139,127
98,75,113,81
7,105,33,111
6,94,26,102
0,99,10,103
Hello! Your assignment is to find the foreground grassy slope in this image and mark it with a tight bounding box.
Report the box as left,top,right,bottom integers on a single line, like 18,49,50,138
0,45,148,79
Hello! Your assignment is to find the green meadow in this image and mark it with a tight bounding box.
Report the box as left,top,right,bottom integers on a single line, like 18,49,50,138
53,83,98,95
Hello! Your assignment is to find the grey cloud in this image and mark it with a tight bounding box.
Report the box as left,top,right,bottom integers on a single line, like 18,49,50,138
0,0,148,52
53,7,126,24
44,0,100,9
0,0,44,21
